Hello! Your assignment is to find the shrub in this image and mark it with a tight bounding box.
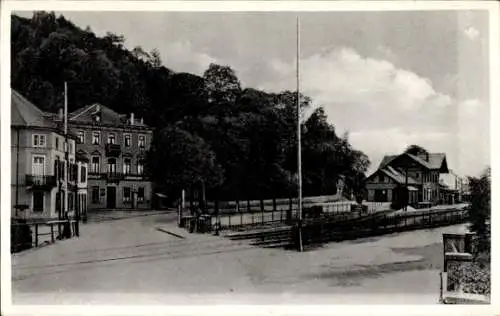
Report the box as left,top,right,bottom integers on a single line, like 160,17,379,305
467,167,491,257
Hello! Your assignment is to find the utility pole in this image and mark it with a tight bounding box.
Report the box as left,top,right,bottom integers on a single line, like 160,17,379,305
296,16,303,252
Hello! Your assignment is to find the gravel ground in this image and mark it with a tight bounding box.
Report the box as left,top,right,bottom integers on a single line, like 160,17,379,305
11,212,469,305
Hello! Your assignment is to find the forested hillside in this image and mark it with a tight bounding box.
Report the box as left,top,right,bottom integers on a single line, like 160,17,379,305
11,11,370,202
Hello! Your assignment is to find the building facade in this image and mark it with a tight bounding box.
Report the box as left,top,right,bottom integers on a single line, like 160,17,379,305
11,90,88,220
365,151,450,207
62,103,153,210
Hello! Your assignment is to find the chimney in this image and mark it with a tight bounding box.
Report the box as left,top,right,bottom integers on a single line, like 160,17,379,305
130,112,135,125
140,117,144,125
58,108,63,121
95,104,100,112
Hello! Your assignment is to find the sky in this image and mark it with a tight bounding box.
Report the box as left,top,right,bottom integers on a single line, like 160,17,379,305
15,10,491,177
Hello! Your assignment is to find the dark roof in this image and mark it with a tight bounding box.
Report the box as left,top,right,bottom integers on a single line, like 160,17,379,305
69,103,149,128
381,167,418,185
367,166,418,185
11,90,58,129
379,152,447,171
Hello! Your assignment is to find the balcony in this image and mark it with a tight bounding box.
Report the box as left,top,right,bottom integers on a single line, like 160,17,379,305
105,171,124,183
26,175,57,189
88,171,105,180
123,172,149,181
105,143,121,157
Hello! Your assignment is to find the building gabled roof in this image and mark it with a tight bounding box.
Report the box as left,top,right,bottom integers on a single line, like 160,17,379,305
11,90,58,129
379,152,448,172
381,166,418,185
366,166,418,185
69,103,149,128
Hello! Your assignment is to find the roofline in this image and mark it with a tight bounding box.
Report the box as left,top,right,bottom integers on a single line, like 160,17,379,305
11,124,78,139
70,104,97,120
67,121,153,131
380,168,418,185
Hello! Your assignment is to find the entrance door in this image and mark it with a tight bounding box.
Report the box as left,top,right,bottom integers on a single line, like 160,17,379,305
106,186,116,209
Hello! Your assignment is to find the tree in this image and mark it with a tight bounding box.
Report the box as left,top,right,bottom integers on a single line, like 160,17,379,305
149,48,162,68
131,46,150,62
404,144,429,156
146,126,225,201
468,167,491,257
203,63,242,115
11,11,372,204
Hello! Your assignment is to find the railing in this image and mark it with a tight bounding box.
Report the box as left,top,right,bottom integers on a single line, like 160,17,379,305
105,143,121,157
105,171,124,182
88,171,105,179
11,219,80,253
25,174,57,188
296,208,469,246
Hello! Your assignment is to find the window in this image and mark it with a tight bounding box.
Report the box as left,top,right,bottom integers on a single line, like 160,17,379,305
81,166,87,182
91,186,99,203
108,133,116,144
78,131,85,144
69,142,74,154
123,158,131,174
124,134,131,147
33,191,44,212
138,135,145,148
32,156,45,175
138,187,145,202
70,163,78,182
123,187,131,202
415,172,420,180
137,161,144,175
92,131,100,145
33,134,46,147
91,156,100,173
55,137,60,150
378,174,384,182
107,158,117,173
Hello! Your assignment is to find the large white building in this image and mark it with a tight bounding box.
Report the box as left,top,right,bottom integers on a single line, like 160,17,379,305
11,89,88,220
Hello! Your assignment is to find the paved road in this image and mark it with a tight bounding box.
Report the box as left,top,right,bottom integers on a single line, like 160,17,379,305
12,211,469,305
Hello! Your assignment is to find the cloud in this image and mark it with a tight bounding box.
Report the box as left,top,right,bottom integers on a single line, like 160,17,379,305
464,26,480,40
257,47,489,177
158,41,217,75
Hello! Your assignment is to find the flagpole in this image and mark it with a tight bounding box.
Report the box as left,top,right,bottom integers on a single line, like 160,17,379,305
296,16,303,252
64,82,69,222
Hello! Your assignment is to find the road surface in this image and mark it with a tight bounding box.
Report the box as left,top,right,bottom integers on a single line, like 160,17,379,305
11,211,469,305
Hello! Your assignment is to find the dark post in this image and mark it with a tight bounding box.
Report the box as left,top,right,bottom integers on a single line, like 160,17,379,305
215,199,220,235
51,223,54,243
260,199,264,224
272,198,277,221
34,224,39,247
247,199,251,212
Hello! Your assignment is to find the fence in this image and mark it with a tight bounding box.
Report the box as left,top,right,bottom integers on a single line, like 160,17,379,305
11,219,80,253
295,208,468,246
